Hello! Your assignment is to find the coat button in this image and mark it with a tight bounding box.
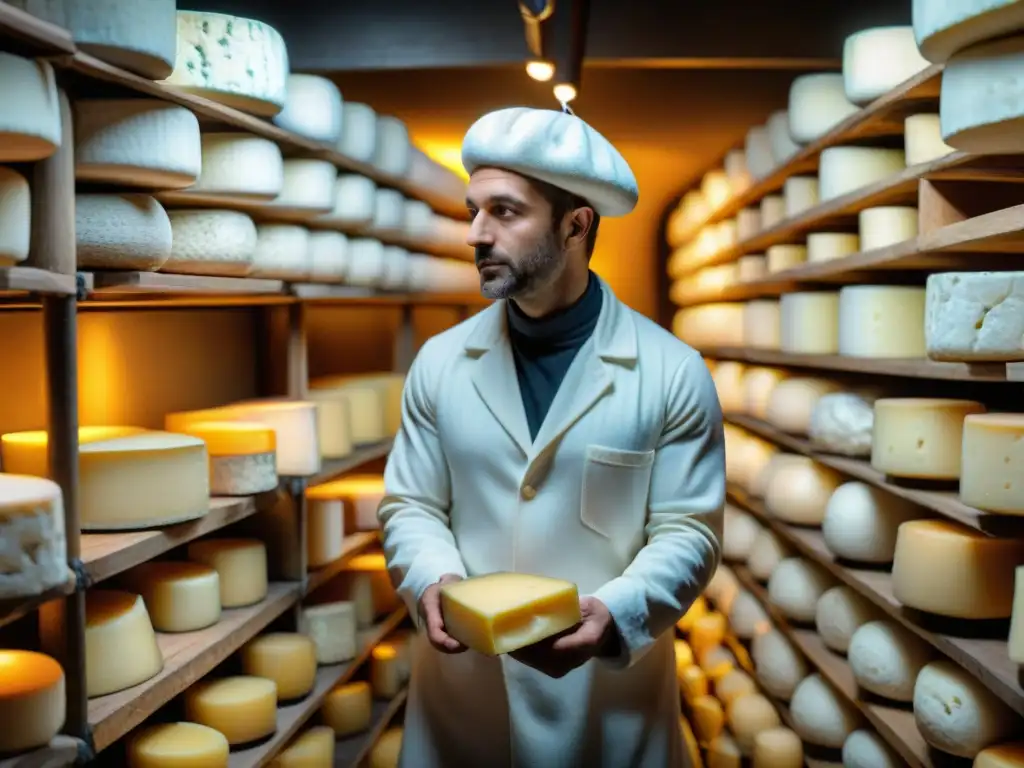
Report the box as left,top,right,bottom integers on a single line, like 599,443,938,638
521,484,537,500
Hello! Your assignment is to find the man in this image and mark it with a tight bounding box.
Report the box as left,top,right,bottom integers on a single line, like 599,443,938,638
378,105,725,767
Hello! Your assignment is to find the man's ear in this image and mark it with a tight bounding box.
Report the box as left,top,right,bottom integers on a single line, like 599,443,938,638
567,207,595,247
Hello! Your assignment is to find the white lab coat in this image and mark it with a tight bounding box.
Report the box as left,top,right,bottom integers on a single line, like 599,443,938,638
378,278,725,768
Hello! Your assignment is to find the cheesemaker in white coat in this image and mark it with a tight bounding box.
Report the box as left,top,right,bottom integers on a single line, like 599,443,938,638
378,277,726,767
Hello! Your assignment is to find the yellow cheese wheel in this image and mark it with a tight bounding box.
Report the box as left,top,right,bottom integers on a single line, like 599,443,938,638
177,420,276,455
727,693,782,756
187,538,268,608
128,561,221,633
707,732,742,768
692,694,726,742
241,633,318,701
677,596,708,632
308,474,385,531
699,645,736,680
680,717,704,768
715,669,757,708
269,725,334,768
679,665,709,704
85,590,163,697
975,743,1024,768
674,639,695,669
752,727,803,768
690,612,728,657
127,722,229,768
0,650,65,753
370,643,403,699
321,680,372,736
960,413,1024,514
185,676,278,745
369,726,403,768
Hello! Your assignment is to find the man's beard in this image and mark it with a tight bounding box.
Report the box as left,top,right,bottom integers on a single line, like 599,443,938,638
475,231,562,300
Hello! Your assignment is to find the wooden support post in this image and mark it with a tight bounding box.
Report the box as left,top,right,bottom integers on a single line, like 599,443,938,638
393,304,416,374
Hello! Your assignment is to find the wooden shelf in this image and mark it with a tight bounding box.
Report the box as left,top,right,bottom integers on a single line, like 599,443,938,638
88,581,301,752
305,440,394,486
83,271,285,298
0,576,76,630
291,284,487,307
228,607,409,768
80,495,267,586
306,531,380,596
0,267,77,297
335,689,408,767
0,736,84,768
0,3,74,55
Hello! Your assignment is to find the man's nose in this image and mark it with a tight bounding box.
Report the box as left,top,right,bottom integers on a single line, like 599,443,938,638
467,213,494,248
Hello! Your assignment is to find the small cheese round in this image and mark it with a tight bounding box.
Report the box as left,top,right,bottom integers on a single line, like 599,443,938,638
0,650,65,754
780,292,840,354
0,167,29,266
905,114,954,166
819,147,905,201
764,456,843,526
85,590,164,697
185,676,278,745
815,586,879,654
858,206,918,251
370,727,403,768
961,413,1024,513
729,434,778,495
176,421,278,497
321,680,372,737
743,300,781,350
187,538,268,609
913,660,1019,757
790,673,863,747
766,244,807,273
270,725,334,768
747,529,792,582
788,73,859,143
841,729,903,768
128,561,221,633
842,27,930,104
752,727,803,768
764,378,842,435
767,111,800,165
692,694,726,742
370,643,403,699
273,74,344,143
256,160,337,221
838,286,927,358
699,645,737,681
308,230,349,283
157,133,284,206
672,303,746,349
807,232,860,263
252,225,311,280
761,195,786,228
736,208,761,240
809,392,877,457
242,632,318,701
707,732,743,768
163,210,257,276
848,619,933,701
783,177,819,218
743,367,789,419
337,102,377,163
767,558,836,623
728,590,770,639
872,398,986,480
373,115,411,177
974,743,1024,768
0,473,69,600
716,669,758,709
345,238,388,288
75,193,172,271
751,629,809,700
712,361,746,412
821,481,925,564
128,722,229,768
722,505,763,562
727,693,782,756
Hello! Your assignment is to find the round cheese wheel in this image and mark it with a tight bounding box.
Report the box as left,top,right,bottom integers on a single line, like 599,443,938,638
752,453,803,501
678,664,709,704
974,743,1024,768
848,619,933,701
723,505,763,561
730,434,779,494
751,629,808,700
705,566,740,615
752,727,803,768
744,300,781,350
767,558,837,623
728,590,769,639
712,361,746,412
905,114,953,166
872,398,986,480
677,596,708,632
842,729,903,768
743,367,790,419
838,286,927,358
690,612,729,658
913,660,1019,757
747,529,792,582
370,727,403,768
780,291,841,354
842,26,929,104
0,650,65,754
128,722,230,768
821,481,925,564
788,73,859,143
913,0,1024,63
738,254,767,281
764,456,843,526
764,378,842,435
185,676,278,746
859,206,919,251
761,195,785,228
809,392,877,457
707,732,743,768
766,244,807,273
674,639,694,669
815,586,879,654
727,693,782,756
273,74,344,143
790,674,864,748
807,232,860,263
715,669,757,708
241,632,318,701
692,693,726,742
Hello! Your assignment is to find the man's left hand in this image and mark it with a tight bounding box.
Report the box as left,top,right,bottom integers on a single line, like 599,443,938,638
509,596,619,679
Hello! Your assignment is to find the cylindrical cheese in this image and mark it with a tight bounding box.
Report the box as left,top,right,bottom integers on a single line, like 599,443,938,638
905,114,954,165
766,244,807,273
371,727,403,768
728,590,769,639
712,362,746,412
821,481,926,564
85,590,163,697
925,271,1024,362
185,676,278,746
690,612,729,657
672,303,746,348
842,729,904,768
746,126,774,180
783,177,819,218
752,727,803,768
767,110,800,165
818,147,905,201
0,650,65,754
678,664,709,704
838,286,926,358
708,732,743,768
747,529,792,582
727,693,782,756
760,195,785,229
692,694,725,742
187,538,269,608
306,495,344,569
767,558,836,623
307,474,386,532
175,421,278,497
743,301,781,350
742,367,789,419
370,643,403,699
764,456,843,526
75,193,172,271
806,232,860,263
780,292,840,354
809,392,877,457
871,397,986,480
736,208,761,241
764,378,842,435
858,206,918,251
788,73,859,143
842,26,930,104
975,743,1024,768
128,561,221,633
725,150,752,193
715,669,757,708
242,633,318,701
321,680,373,737
128,722,229,768
815,585,878,654
163,210,257,276
722,505,763,562
789,673,864,748
156,133,283,206
751,629,808,700
252,224,312,280
299,601,357,665
0,473,68,600
737,254,767,282
270,725,335,768
848,619,933,702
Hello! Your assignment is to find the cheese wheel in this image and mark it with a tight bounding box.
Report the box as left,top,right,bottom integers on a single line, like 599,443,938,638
707,732,743,768
727,693,782,755
242,633,317,701
308,231,349,283
760,195,786,229
818,147,905,201
370,643,403,698
790,673,863,747
678,664,709,704
74,99,201,189
273,74,344,143
0,168,30,266
75,193,172,271
705,568,740,616
725,150,752,193
324,554,400,624
1008,567,1024,664
905,114,954,165
841,729,903,768
160,133,284,209
176,421,278,496
925,271,1024,362
692,694,725,742
270,725,334,768
815,585,879,654
743,301,781,350
251,224,311,280
299,601,357,665
746,126,774,180
742,367,789,419
307,474,385,532
371,728,403,768
307,382,385,447
163,210,257,276
690,612,729,658
767,558,836,623
337,102,378,163
752,452,805,502
974,743,1024,768
764,456,843,526
677,595,708,633
722,505,763,562
128,561,221,633
674,639,694,670
313,174,376,231
838,286,926,358
1,426,209,531
788,73,860,143
371,189,406,237
85,590,163,697
809,392,877,457
672,303,746,348
379,245,411,291
345,237,388,288
783,176,819,218
821,481,925,564
728,590,769,639
305,495,344,569
712,361,746,412
747,529,792,582
0,650,65,754
848,619,933,702
715,669,757,708
751,629,808,700
736,208,761,241
807,232,859,263
871,397,985,480
187,538,268,609
892,519,1024,619
766,244,807,273
913,0,1024,62
185,676,278,745
780,292,840,354
0,474,68,600
702,170,732,211
764,378,842,435
374,116,412,177
256,160,337,222
913,660,1020,757
842,26,930,105
767,111,800,164
0,53,61,162
322,680,372,736
858,206,918,251
752,727,802,768
127,722,229,768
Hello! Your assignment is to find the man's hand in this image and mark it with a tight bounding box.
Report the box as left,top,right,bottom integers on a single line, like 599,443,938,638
509,596,619,679
418,573,467,654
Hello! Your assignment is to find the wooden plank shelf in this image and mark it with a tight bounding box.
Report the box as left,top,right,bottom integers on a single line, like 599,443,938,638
83,271,285,297
0,3,74,55
304,440,394,487
228,607,409,768
291,284,487,308
335,689,408,767
0,576,76,630
0,267,77,297
305,531,380,596
88,581,302,752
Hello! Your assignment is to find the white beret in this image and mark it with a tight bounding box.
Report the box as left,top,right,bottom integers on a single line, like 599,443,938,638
461,107,639,217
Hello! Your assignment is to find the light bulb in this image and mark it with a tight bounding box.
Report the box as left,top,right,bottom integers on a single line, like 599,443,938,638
553,83,577,103
526,59,554,82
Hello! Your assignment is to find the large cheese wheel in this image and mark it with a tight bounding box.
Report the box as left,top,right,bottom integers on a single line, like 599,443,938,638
337,102,378,163
252,225,311,280
161,11,289,117
163,210,257,276
242,633,318,701
790,674,863,747
859,206,918,251
848,619,933,702
157,133,284,207
184,676,278,745
727,693,782,755
743,301,781,350
273,74,344,143
807,232,859,263
752,728,803,768
783,176,819,218
745,126,774,180
74,99,201,189
270,726,334,768
841,729,903,768
85,590,163,697
838,286,927,358
788,73,859,143
961,413,1024,513
321,681,372,736
129,561,221,633
0,650,65,754
0,474,68,600
0,168,30,266
809,391,877,457
818,147,905,201
913,0,1024,62
75,194,172,271
727,590,769,639
0,53,61,162
763,456,843,526
872,397,985,480
842,26,930,104
256,160,337,222
925,271,1024,362
308,231,349,283
767,111,800,164
764,378,842,435
767,558,836,623
815,585,878,654
747,529,792,582
751,629,808,700
766,244,806,273
742,367,789,419
187,538,268,609
780,292,840,354
821,481,925,564
722,505,763,561
905,114,954,165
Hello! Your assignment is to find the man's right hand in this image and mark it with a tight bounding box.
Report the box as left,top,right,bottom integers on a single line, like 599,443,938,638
419,574,467,654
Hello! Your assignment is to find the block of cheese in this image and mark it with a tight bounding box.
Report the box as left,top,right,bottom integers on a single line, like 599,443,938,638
746,126,774,180
315,174,376,230
751,630,808,701
843,27,930,105
783,177,819,218
337,102,378,163
760,195,786,229
788,73,860,143
308,474,385,532
322,680,372,736
753,728,803,768
742,367,789,419
242,632,317,701
672,303,746,348
185,676,278,745
767,111,800,164
815,585,879,654
722,505,763,562
0,168,30,266
344,238,388,288
872,398,985,480
371,727,403,768
767,558,836,622
0,474,68,599
85,590,163,697
838,285,926,357
255,160,337,222
905,114,954,165
1011,567,1024,663
270,726,334,768
913,660,1019,757
725,149,752,193
712,361,746,412
727,590,769,640
764,456,843,526
913,0,1024,63
807,232,859,263
251,224,311,280
128,722,230,768
842,729,904,768
308,231,349,284
790,674,863,748
299,601,357,664
74,99,201,189
859,206,918,251
0,53,60,162
766,244,807,273
727,693,782,755
780,292,840,354
187,538,268,608
893,519,1024,618
373,116,412,177
737,254,767,282
1,426,209,530
439,572,582,655
747,529,792,582
743,301,781,350
692,694,725,742
161,11,289,117
962,414,1024,513
162,210,257,276
822,481,924,564
809,391,877,457
0,650,65,754
370,642,403,699
156,133,284,207
765,378,842,434
305,493,344,570
819,147,905,201
848,619,933,702
128,561,221,633
925,271,1024,361
75,194,172,271
273,74,344,143
176,421,277,496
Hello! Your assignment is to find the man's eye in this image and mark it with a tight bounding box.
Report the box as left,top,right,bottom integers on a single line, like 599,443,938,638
494,206,514,217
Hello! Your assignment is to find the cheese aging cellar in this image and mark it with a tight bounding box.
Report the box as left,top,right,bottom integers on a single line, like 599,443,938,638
0,0,1022,766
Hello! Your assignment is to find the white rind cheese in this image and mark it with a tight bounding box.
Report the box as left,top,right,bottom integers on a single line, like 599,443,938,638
742,367,789,419
858,206,918,251
807,232,859,263
372,189,407,237
842,26,930,105
767,558,836,623
75,194,172,271
821,481,924,564
0,52,60,163
848,619,933,702
252,224,311,280
747,529,792,582
745,126,774,180
344,238,388,288
905,114,954,165
789,674,863,748
308,231,349,283
842,729,904,768
913,0,1024,63
300,602,357,665
780,292,840,354
671,303,746,348
163,210,258,276
306,495,344,568
751,629,808,701
85,590,163,697
815,586,878,654
727,590,768,639
0,167,30,267
315,174,377,230
273,74,344,143
767,111,800,165
783,176,819,218
788,73,860,143
337,102,378,163
736,208,761,241
764,378,841,435
380,246,411,291
175,421,278,497
809,392,877,457
0,474,68,599
925,271,1024,361
760,196,786,229
373,116,411,177
255,160,337,222
404,199,435,239
960,413,1024,513
818,147,905,200
838,286,926,358
74,99,201,189
157,133,284,207
763,456,842,526
161,11,290,117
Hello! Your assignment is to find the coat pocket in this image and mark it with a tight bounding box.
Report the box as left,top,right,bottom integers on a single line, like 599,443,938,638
580,445,656,544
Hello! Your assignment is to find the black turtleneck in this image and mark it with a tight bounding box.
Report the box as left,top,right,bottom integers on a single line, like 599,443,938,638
507,272,604,440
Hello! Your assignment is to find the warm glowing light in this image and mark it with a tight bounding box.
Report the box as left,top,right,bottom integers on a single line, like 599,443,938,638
526,59,554,81
417,139,469,181
553,83,577,103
